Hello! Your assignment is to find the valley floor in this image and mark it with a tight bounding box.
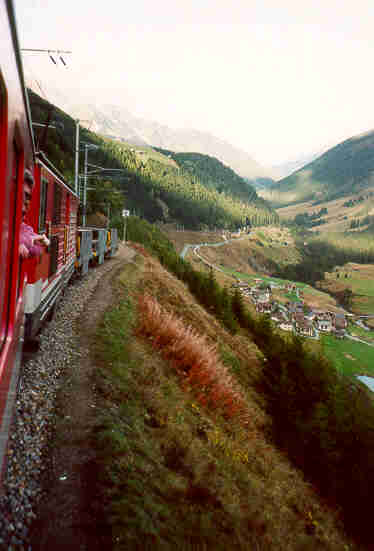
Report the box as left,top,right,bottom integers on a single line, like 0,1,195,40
170,228,374,385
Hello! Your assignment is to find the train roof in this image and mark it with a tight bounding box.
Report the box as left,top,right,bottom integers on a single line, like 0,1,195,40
36,152,79,199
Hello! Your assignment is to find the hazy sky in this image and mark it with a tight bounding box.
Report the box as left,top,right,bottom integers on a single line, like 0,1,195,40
14,0,374,167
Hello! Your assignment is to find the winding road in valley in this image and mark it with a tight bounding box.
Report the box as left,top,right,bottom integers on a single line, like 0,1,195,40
180,234,250,272
180,235,374,349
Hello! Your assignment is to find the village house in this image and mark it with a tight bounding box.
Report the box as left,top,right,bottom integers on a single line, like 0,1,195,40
271,311,284,323
286,301,297,313
304,310,316,322
241,289,251,298
293,312,305,324
279,322,293,332
256,301,274,314
294,316,316,337
252,287,271,304
286,282,297,292
334,313,347,330
287,302,304,320
232,281,250,292
316,310,333,321
278,309,290,322
316,316,333,332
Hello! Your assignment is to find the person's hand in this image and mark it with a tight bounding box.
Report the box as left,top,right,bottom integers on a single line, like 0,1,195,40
33,234,50,246
19,244,29,258
42,234,50,247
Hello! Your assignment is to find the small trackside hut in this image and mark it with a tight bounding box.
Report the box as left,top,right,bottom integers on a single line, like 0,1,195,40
23,153,79,339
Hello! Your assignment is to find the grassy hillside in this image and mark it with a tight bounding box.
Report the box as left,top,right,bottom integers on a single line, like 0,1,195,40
93,236,357,550
110,217,374,547
259,129,374,208
276,189,374,233
28,90,277,230
318,262,374,317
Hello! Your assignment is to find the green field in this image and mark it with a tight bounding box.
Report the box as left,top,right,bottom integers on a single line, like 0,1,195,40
348,322,374,342
223,268,306,288
348,277,374,295
221,266,374,379
321,334,374,377
222,267,337,307
325,264,374,314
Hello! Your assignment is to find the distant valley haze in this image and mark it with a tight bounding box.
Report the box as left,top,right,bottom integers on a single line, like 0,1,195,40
25,78,343,183
15,0,374,179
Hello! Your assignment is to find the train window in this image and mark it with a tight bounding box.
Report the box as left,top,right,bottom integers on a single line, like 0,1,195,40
52,184,62,224
49,235,59,277
38,177,48,233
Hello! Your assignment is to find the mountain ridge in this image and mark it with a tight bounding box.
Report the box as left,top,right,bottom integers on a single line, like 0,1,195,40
258,128,374,207
26,79,275,181
27,89,278,230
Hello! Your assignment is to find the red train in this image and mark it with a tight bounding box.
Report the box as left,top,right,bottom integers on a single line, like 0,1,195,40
0,0,35,480
0,0,119,483
23,153,79,338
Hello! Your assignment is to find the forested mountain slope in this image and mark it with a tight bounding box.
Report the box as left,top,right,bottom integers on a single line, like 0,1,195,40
259,129,374,207
154,148,260,203
28,90,278,230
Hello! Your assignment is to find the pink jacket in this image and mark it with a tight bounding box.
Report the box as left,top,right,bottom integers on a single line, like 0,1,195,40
20,222,43,257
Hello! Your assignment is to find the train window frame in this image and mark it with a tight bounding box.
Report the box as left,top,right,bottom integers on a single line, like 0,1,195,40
52,183,62,225
38,177,48,233
49,235,59,277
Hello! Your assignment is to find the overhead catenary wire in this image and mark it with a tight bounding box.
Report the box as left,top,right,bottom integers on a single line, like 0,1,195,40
21,48,72,67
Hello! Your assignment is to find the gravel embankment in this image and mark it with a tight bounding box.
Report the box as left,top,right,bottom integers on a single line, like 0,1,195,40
0,256,122,550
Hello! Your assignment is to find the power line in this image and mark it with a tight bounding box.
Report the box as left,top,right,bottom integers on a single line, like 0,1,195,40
21,48,72,66
21,48,72,53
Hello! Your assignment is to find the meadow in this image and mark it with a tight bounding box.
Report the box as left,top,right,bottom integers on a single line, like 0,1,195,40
275,186,374,233
320,334,374,377
324,263,374,315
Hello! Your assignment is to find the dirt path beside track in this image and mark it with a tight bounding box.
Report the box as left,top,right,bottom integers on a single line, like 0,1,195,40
29,244,136,551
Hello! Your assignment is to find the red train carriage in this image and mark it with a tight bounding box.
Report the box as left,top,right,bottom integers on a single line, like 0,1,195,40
0,0,119,484
0,0,35,479
23,153,79,339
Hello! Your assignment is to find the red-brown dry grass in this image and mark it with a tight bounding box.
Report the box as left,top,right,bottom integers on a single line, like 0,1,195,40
127,241,151,257
137,293,253,427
